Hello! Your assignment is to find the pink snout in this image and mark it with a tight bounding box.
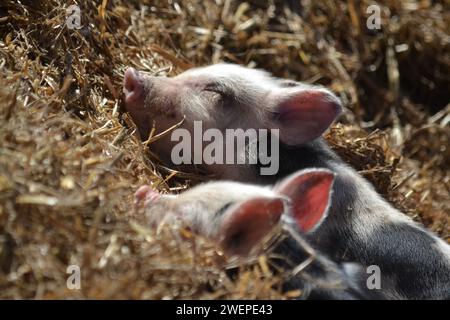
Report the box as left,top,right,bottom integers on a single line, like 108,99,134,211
134,185,160,207
123,67,145,108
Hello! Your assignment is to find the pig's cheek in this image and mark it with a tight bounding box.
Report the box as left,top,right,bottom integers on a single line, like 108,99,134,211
144,204,166,228
149,137,177,164
152,115,183,136
144,199,181,228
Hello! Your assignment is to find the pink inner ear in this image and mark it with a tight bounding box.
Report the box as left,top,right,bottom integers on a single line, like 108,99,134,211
219,197,285,257
275,170,334,233
274,89,342,145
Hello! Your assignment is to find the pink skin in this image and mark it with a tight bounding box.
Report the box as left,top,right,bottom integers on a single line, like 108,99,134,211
122,64,342,177
134,185,160,207
123,67,181,138
124,68,144,109
122,64,342,144
123,67,193,165
132,169,335,257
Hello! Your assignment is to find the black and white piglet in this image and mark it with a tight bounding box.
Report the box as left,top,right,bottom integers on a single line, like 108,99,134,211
124,63,450,299
135,169,383,300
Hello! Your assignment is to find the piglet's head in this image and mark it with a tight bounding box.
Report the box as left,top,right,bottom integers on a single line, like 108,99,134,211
123,64,342,149
219,169,335,257
135,168,334,258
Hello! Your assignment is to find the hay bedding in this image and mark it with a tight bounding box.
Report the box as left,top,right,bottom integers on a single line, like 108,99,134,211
0,0,448,299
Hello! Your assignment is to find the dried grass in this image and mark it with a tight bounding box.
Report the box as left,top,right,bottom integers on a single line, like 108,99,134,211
0,0,448,299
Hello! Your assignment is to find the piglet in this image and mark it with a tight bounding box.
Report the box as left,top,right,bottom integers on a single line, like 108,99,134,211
125,64,450,299
135,169,384,300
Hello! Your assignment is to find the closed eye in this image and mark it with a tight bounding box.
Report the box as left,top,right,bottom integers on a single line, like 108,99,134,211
204,83,232,99
215,202,233,218
280,80,300,88
204,82,224,92
204,84,231,108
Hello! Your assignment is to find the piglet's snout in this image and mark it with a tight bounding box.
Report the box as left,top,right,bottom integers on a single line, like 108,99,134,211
134,185,160,207
123,67,146,109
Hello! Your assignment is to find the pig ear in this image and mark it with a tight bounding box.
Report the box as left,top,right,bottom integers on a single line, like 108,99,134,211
269,88,342,145
274,169,335,233
218,197,286,257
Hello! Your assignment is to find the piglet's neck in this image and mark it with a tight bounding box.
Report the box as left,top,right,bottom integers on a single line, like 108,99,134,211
254,137,388,254
255,137,345,187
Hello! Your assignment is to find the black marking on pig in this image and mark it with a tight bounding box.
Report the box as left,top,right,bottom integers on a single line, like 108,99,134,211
361,223,450,299
249,135,450,299
214,202,233,218
272,230,386,300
